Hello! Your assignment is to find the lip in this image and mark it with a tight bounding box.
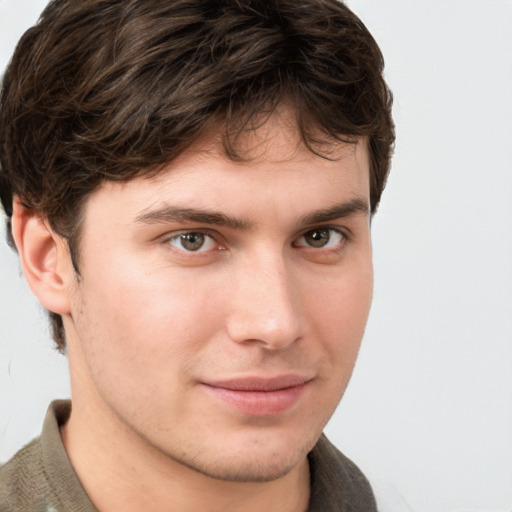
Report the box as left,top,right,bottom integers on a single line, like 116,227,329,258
201,375,312,417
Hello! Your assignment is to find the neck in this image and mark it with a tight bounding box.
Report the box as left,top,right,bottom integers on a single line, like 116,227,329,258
60,395,310,512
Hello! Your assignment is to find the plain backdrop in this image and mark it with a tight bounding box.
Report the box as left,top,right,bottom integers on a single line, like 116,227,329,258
1,1,511,511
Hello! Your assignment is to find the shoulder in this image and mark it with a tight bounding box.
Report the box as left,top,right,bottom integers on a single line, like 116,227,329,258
308,434,377,512
0,437,50,511
0,400,92,512
308,437,413,512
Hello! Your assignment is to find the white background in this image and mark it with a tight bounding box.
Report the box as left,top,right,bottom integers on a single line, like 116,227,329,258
1,1,511,511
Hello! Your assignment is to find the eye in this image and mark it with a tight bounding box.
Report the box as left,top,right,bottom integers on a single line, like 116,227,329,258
167,232,218,252
294,227,345,249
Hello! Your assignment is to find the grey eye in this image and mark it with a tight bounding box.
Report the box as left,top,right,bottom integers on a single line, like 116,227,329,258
178,233,206,251
166,231,219,254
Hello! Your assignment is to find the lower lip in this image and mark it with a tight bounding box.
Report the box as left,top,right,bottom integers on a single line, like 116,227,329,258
203,383,308,417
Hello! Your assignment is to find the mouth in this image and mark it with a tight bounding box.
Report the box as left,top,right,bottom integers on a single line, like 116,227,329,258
201,375,312,417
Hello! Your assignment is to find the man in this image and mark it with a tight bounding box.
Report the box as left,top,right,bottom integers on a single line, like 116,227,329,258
0,0,394,510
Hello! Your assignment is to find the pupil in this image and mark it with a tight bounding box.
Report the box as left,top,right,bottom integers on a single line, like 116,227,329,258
181,233,204,251
306,229,329,247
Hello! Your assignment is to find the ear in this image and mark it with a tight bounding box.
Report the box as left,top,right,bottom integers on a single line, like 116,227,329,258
11,198,74,316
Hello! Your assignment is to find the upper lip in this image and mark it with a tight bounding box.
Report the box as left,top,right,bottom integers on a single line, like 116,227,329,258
203,375,312,392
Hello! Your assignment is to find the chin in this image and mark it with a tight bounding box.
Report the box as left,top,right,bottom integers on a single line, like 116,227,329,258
172,428,318,483
183,453,302,483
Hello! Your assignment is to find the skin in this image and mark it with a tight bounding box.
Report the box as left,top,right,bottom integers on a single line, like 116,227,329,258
14,111,373,512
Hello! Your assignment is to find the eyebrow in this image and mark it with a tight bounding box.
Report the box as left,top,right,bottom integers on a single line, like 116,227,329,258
135,197,369,230
135,206,253,230
299,197,369,226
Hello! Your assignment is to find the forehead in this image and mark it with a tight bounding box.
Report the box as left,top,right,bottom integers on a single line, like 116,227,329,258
82,112,370,224
209,106,362,163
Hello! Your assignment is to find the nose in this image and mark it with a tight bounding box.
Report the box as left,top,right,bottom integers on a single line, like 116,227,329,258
226,251,304,350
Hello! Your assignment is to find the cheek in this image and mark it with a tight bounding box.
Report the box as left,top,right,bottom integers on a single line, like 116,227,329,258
74,257,229,367
70,262,232,424
306,262,373,361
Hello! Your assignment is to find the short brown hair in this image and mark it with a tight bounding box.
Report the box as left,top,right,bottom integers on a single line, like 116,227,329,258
0,0,394,351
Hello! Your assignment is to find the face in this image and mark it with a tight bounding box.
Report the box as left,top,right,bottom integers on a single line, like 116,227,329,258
63,114,373,483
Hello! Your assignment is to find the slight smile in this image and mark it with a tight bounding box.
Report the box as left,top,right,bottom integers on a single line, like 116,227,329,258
201,375,313,417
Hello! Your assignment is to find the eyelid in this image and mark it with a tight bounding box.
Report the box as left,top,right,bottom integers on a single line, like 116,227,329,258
161,227,218,240
296,225,348,238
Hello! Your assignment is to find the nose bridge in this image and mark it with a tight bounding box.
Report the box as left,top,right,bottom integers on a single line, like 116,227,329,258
227,247,302,349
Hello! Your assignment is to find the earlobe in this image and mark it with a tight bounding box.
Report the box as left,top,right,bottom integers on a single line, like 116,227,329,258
11,199,73,316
